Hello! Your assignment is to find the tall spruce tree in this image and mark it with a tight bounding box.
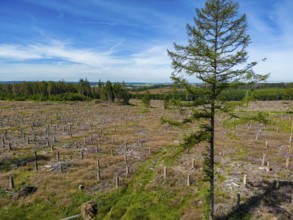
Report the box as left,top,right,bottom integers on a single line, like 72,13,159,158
167,0,269,219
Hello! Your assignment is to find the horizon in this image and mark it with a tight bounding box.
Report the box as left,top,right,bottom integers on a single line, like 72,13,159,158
0,0,293,82
0,80,292,85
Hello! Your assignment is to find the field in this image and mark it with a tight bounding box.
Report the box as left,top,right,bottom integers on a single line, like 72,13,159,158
0,100,292,219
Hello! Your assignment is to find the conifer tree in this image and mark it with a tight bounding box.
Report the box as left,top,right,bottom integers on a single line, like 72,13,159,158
167,0,269,219
141,90,151,108
113,82,130,105
105,80,114,102
77,79,91,97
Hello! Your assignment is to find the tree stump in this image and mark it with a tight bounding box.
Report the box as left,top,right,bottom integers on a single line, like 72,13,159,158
81,201,98,220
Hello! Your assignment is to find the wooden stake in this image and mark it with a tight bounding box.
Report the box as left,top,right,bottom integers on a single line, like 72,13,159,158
125,166,129,177
9,176,14,189
255,133,259,141
116,176,120,189
34,151,38,171
187,174,190,186
97,159,100,169
261,154,266,167
289,121,293,146
191,159,195,170
237,193,240,208
97,169,101,181
163,166,167,180
266,161,270,172
243,174,247,186
57,151,60,161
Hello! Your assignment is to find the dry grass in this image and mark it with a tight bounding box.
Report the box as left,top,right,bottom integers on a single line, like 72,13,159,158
0,100,292,219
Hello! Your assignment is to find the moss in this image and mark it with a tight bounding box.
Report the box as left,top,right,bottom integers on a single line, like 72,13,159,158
96,145,194,220
218,174,226,183
235,146,248,161
0,190,92,220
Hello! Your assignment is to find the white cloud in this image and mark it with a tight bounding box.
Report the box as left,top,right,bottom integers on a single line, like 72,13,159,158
0,40,122,67
249,47,293,82
1,37,291,83
0,40,172,82
0,44,42,60
131,45,170,66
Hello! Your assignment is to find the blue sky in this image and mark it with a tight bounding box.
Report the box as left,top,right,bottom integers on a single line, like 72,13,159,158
0,0,292,82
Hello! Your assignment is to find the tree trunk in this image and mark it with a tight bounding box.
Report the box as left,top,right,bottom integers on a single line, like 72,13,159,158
209,103,215,220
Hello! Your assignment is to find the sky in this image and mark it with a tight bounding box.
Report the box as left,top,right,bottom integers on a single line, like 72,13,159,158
0,0,292,83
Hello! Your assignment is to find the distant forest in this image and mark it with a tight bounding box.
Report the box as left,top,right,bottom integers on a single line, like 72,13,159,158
132,82,293,101
0,79,129,103
0,80,292,102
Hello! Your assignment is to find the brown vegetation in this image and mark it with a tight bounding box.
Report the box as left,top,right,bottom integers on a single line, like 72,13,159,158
0,100,292,219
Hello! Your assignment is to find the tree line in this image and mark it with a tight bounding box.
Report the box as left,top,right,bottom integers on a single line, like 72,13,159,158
0,79,129,104
132,87,293,102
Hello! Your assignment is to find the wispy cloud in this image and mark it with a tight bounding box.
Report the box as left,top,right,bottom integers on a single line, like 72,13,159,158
249,46,293,82
241,0,293,81
272,0,293,44
0,40,172,82
0,40,122,66
79,20,118,26
0,44,42,60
